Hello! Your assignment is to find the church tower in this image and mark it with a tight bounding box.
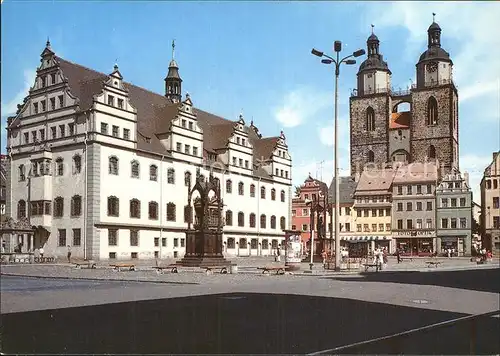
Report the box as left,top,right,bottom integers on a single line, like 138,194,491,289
350,26,392,177
411,14,459,173
165,40,183,103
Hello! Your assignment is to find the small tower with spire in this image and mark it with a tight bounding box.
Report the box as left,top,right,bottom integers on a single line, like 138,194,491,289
165,40,183,103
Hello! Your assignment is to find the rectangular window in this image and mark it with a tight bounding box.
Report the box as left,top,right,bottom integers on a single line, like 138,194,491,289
24,132,29,144
239,158,243,167
357,209,362,217
50,97,56,110
40,129,45,141
182,119,187,128
427,184,432,194
41,100,46,112
494,180,498,190
386,208,391,216
378,208,384,216
188,121,193,130
101,123,108,135
73,228,81,246
41,76,46,87
407,185,412,195
416,202,422,211
245,160,249,168
397,186,403,195
363,224,369,232
346,207,351,215
108,95,114,106
184,144,190,154
426,219,432,229
302,224,308,231
51,73,56,84
58,229,66,247
406,219,413,229
174,238,179,248
33,102,39,114
460,218,467,229
154,237,159,247
356,224,362,232
181,238,185,247
130,230,139,246
441,218,448,229
386,223,391,231
345,223,350,232
371,209,377,217
112,125,119,137
131,252,138,259
451,218,457,229
460,198,466,207
59,125,65,137
176,142,182,152
303,208,309,216
442,198,448,208
234,157,238,166
162,238,167,247
51,126,57,139
58,95,64,108
416,219,422,229
371,224,377,232
109,252,116,259
493,216,500,229
68,123,75,136
397,219,403,230
117,98,124,109
406,202,412,211
427,202,433,211
193,147,198,156
451,198,457,207
123,128,130,140
416,185,422,194
397,203,403,211
379,223,384,232
108,229,118,246
493,197,500,209
363,209,369,217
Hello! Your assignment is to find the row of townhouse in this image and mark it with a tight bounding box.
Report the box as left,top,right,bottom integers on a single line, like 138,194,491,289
292,162,474,256
2,41,293,260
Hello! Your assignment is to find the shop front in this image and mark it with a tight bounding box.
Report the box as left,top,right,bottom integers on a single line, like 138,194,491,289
394,230,435,256
341,236,392,258
440,236,465,256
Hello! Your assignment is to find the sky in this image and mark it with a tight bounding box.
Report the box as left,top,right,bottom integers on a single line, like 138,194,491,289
1,1,499,200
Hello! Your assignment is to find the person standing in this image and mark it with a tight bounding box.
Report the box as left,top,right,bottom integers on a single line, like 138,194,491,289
39,246,44,259
396,248,402,263
276,245,281,262
67,245,72,263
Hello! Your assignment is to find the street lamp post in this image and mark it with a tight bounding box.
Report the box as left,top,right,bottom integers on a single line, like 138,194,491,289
312,42,365,271
305,196,316,270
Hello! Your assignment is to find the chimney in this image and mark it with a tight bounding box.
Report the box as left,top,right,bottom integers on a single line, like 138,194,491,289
463,171,470,187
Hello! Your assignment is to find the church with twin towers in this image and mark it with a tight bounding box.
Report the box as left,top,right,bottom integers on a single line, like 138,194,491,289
349,16,459,177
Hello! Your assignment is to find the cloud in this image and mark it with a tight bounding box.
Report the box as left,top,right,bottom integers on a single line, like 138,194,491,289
274,87,331,128
1,69,37,116
318,117,349,148
460,80,499,103
460,153,493,202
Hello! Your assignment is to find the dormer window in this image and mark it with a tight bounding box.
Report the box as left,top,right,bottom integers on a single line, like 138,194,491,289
117,98,124,109
50,98,56,110
58,95,64,108
232,157,237,166
181,119,186,128
242,138,246,146
41,76,46,88
33,102,38,114
41,101,46,112
188,121,193,130
237,137,240,144
108,95,114,106
51,73,56,84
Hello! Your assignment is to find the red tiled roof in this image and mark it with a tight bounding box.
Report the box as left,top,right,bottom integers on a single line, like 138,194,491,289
389,111,411,129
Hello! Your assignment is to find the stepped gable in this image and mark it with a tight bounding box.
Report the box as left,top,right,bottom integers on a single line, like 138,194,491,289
55,57,280,175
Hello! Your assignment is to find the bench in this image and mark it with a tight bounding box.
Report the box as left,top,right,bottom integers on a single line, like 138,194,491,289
400,257,413,262
257,266,289,275
202,266,228,275
74,261,97,269
426,261,442,268
363,263,380,272
110,263,136,272
152,264,179,274
34,257,55,263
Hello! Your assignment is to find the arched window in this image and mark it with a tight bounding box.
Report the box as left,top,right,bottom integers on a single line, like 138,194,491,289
238,182,244,195
270,215,277,229
260,214,267,229
73,155,82,174
261,186,266,199
131,160,140,178
368,150,375,162
280,216,286,230
149,201,158,220
18,164,26,181
107,196,119,216
225,210,233,226
239,238,247,249
428,145,436,159
249,213,256,228
56,157,64,176
238,212,244,227
54,197,64,217
427,97,438,125
17,200,26,219
149,165,158,181
366,107,375,131
167,168,175,184
250,184,256,197
227,238,235,249
130,199,140,218
281,190,286,202
184,205,192,223
262,239,269,250
166,202,176,221
71,195,82,216
109,156,119,175
271,188,276,201
226,179,232,194
184,171,191,187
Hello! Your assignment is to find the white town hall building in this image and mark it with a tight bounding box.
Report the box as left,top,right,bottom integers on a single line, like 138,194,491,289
4,40,293,261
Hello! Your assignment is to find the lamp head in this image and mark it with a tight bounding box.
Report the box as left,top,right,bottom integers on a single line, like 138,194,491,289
311,48,324,57
334,41,342,52
321,59,333,64
345,59,356,65
353,49,365,57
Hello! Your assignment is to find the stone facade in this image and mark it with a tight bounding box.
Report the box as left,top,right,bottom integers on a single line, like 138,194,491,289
480,151,500,253
350,21,459,177
436,172,473,256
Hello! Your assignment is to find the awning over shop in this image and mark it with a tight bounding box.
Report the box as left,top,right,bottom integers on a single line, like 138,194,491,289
341,235,392,241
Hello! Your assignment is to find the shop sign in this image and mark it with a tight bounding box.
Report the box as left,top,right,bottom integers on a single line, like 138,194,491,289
394,230,436,238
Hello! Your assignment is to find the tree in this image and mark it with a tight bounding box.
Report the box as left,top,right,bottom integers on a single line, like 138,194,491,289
294,186,301,197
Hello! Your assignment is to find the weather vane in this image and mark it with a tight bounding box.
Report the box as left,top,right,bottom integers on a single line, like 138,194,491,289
432,12,436,22
172,39,175,59
371,24,374,34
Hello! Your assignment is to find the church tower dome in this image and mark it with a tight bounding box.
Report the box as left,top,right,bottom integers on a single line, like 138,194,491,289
165,40,183,103
356,25,391,96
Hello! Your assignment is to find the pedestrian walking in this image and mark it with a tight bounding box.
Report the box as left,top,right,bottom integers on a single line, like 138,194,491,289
39,247,44,258
67,245,72,263
321,249,327,268
276,246,281,262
